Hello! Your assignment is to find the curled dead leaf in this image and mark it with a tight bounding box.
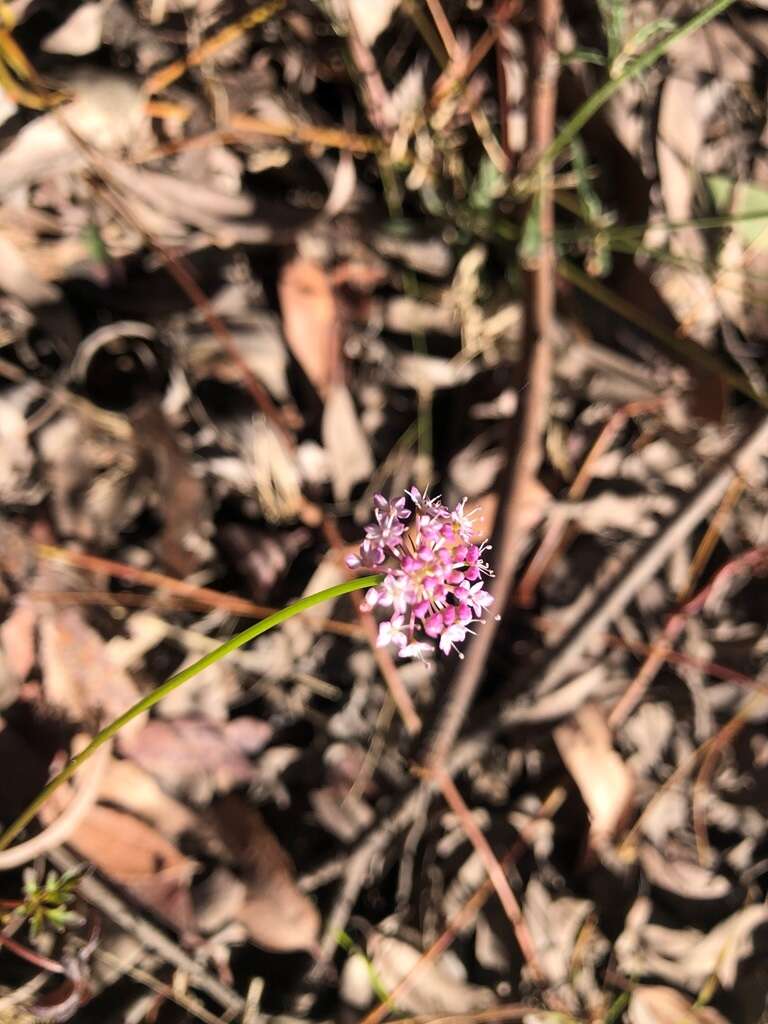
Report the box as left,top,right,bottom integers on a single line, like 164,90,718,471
278,257,341,397
69,804,198,934
208,794,320,952
554,703,634,851
117,714,268,802
640,844,733,902
628,985,729,1024
366,932,496,1014
321,383,374,502
97,758,198,840
0,598,37,683
39,607,142,735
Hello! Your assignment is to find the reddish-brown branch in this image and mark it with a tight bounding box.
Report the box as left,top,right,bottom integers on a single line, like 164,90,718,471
424,0,459,59
515,397,667,606
356,786,565,1024
608,545,768,729
431,0,521,109
0,931,65,975
423,0,561,773
430,769,546,985
33,543,360,639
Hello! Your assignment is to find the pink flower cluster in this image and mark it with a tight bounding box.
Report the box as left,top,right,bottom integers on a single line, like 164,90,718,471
347,488,494,659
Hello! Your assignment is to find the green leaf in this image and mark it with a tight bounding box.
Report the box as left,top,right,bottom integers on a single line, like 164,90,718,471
561,46,607,67
706,174,768,248
518,194,542,269
468,155,505,212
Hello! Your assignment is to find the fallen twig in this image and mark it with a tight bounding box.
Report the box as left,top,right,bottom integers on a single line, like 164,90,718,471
47,847,245,1018
516,413,768,705
33,542,361,639
356,786,566,1024
422,0,561,774
428,767,546,985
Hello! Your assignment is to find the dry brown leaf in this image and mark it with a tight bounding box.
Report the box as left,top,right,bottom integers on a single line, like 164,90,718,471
554,703,634,850
366,932,496,1014
0,598,37,683
0,518,34,584
193,865,247,935
39,606,142,734
385,295,458,336
97,758,198,840
118,716,270,802
129,404,212,576
38,411,144,546
219,522,312,601
208,794,320,952
0,234,61,305
277,257,341,397
628,985,729,1024
657,76,704,226
309,785,373,842
323,151,358,220
0,398,37,500
617,898,768,991
70,804,198,934
668,19,759,81
563,490,677,537
462,477,549,546
0,214,90,293
523,878,593,985
374,231,452,277
686,905,768,989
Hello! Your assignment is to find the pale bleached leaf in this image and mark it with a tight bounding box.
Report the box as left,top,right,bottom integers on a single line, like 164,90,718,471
366,932,495,1015
321,383,373,502
42,2,104,55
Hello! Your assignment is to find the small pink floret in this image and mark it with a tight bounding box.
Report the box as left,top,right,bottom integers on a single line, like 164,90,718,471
347,488,494,660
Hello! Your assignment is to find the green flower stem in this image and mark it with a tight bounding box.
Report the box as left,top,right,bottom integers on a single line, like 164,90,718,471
0,573,383,853
523,0,736,185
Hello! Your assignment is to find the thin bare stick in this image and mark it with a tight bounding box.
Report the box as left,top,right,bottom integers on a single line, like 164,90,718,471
693,706,753,866
47,847,244,1017
515,397,667,606
514,413,768,705
0,931,65,974
424,0,459,59
135,116,381,164
431,1,520,108
343,4,397,138
33,542,361,639
393,1005,543,1024
493,0,515,169
608,545,768,729
143,0,287,95
423,0,561,772
356,787,566,1024
681,475,745,600
430,769,545,984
